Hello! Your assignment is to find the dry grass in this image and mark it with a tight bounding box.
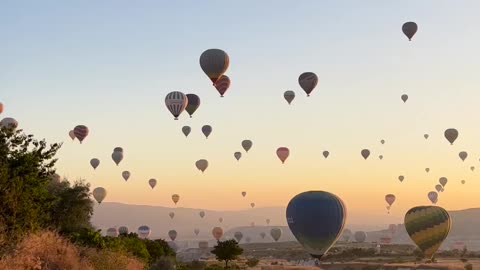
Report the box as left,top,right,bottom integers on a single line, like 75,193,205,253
0,231,145,270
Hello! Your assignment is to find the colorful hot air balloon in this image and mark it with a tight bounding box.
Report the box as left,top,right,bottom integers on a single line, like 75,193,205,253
165,91,188,120
286,191,346,259
0,103,3,114
402,22,418,41
241,191,247,197
93,187,106,204
169,212,175,219
385,194,396,206
284,90,295,105
354,231,367,243
234,152,242,161
90,158,100,170
250,203,255,208
242,140,253,152
185,94,200,118
404,206,451,260
199,211,206,218
401,94,408,103
212,227,223,241
68,130,75,140
361,149,370,160
182,126,191,137
194,228,200,236
199,49,230,84
459,151,468,161
137,225,151,239
122,171,130,181
298,72,318,97
439,177,448,187
172,194,180,205
195,159,208,173
276,147,290,164
106,228,119,237
73,125,89,143
234,232,243,242
270,228,282,242
428,191,438,204
398,176,404,182
323,151,329,159
444,128,459,145
214,75,231,97
118,226,129,235
201,125,212,138
260,232,266,239
168,230,177,241
149,178,157,189
111,151,123,166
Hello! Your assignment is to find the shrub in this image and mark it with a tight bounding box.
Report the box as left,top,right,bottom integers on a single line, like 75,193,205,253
246,257,259,267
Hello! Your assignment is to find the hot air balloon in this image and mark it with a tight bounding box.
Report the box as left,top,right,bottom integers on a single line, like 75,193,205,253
90,158,100,170
185,94,200,118
241,191,247,197
270,228,282,242
401,94,408,103
459,151,468,161
298,72,318,97
212,227,223,241
194,228,200,236
428,191,438,204
169,212,175,219
354,231,367,243
461,180,466,185
106,228,119,237
361,149,370,160
439,177,448,187
214,75,231,97
286,191,346,259
266,219,270,225
122,171,130,181
137,225,151,239
284,90,295,105
276,147,290,163
168,230,177,241
111,151,123,166
342,229,352,242
424,134,429,139
201,125,212,139
425,168,430,173
323,151,329,159
402,22,418,41
260,232,266,239
199,211,205,218
444,129,459,145
234,232,243,242
73,125,89,143
242,140,253,152
234,152,242,161
385,194,396,207
379,155,384,160
93,187,106,204
471,166,475,171
172,194,180,205
165,91,188,120
113,147,123,153
398,175,404,182
404,206,451,260
435,184,443,193
380,139,385,145
149,178,157,189
218,217,223,223
199,49,230,84
0,103,3,114
250,203,255,208
68,130,75,140
118,226,129,235
182,126,191,137
195,159,208,173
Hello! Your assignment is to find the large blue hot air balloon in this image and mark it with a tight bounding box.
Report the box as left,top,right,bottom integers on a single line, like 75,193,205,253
286,191,346,259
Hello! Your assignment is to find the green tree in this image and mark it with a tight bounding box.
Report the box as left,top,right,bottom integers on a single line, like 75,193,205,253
0,128,61,240
211,239,243,269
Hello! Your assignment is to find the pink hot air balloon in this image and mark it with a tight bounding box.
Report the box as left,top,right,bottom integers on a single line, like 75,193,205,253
212,227,223,241
73,125,89,143
68,130,75,140
385,194,396,206
276,147,290,164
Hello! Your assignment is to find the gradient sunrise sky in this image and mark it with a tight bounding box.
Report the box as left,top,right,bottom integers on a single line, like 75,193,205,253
1,1,480,223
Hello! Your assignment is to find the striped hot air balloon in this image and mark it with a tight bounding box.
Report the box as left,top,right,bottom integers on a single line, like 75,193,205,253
165,91,188,120
404,206,451,260
199,49,230,84
137,225,151,239
214,75,231,97
298,72,318,97
73,125,89,143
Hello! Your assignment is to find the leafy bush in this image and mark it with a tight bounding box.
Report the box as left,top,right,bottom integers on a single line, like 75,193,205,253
246,257,259,267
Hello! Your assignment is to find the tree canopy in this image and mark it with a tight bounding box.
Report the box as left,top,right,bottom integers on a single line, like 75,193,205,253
211,239,243,269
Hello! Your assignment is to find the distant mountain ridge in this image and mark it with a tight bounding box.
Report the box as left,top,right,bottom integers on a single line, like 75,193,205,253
92,203,480,250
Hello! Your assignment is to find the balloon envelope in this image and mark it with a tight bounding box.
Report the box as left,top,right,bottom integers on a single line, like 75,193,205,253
195,159,208,173
241,191,247,197
106,228,119,237
149,178,157,189
73,125,89,143
93,187,107,204
172,194,180,205
214,75,231,97
270,228,282,242
118,226,129,235
122,171,130,181
242,140,253,152
286,191,346,259
201,125,212,138
199,211,206,218
194,228,200,236
182,126,191,137
234,152,242,161
402,22,418,41
111,151,123,166
165,91,188,120
169,212,175,219
168,230,177,241
354,231,367,243
401,94,408,103
398,176,404,182
199,49,230,84
361,149,370,160
113,147,123,153
444,128,459,145
137,225,151,239
68,130,75,140
90,158,100,170
284,90,295,104
298,72,318,96
185,94,200,117
385,194,396,206
212,227,223,241
276,147,290,163
439,177,448,187
0,103,3,114
323,151,329,158
428,191,438,204
404,206,451,260
234,231,243,242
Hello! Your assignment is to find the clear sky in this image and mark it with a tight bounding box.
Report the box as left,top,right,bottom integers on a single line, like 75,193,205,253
2,1,480,223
